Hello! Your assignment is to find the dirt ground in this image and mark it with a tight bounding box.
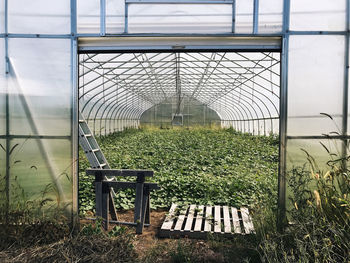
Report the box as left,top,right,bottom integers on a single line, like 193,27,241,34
86,209,260,262
115,209,168,256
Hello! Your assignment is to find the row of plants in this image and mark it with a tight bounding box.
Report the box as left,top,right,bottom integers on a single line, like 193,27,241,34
79,127,279,213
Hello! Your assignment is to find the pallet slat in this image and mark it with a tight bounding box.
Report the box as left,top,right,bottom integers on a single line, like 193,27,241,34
231,207,242,234
241,207,255,234
214,206,221,233
184,205,196,231
174,206,187,231
223,206,231,233
161,203,177,230
204,206,212,232
194,205,204,232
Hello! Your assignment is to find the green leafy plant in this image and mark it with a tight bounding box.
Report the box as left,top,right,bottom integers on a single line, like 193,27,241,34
79,127,279,213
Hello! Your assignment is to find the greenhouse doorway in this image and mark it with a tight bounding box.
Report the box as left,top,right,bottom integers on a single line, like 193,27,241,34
77,37,281,236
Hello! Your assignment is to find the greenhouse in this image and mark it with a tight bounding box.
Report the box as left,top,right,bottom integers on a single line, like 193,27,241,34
0,1,349,261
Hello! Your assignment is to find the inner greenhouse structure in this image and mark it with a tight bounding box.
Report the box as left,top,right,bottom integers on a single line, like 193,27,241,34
0,0,349,230
79,52,280,135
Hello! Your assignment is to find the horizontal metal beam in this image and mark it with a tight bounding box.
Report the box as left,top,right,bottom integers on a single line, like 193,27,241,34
0,31,347,40
125,0,233,3
79,45,281,53
287,135,350,140
86,169,154,177
0,135,71,140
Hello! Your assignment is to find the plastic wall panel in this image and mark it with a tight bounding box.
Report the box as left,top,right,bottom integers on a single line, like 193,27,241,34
287,35,345,136
258,0,283,33
286,138,343,213
8,38,71,136
286,139,343,176
290,0,346,31
288,117,343,137
10,139,72,214
77,0,100,34
0,0,4,34
235,0,253,33
128,4,232,33
0,38,5,135
106,0,124,34
8,0,70,34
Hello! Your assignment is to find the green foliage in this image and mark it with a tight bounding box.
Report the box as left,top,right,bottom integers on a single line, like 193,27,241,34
259,147,350,262
79,127,278,214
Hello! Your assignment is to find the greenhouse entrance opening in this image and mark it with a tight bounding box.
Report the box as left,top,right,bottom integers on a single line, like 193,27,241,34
78,46,281,236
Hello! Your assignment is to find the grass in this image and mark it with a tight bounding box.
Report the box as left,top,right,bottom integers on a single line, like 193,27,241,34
79,126,279,213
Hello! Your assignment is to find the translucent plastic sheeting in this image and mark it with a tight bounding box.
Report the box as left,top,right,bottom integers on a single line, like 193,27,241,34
128,4,232,33
286,138,344,216
9,138,72,216
258,0,283,33
234,0,253,33
8,38,71,136
106,0,125,34
288,117,343,137
8,0,71,34
290,0,346,31
77,0,100,34
288,35,345,136
0,0,4,34
286,139,343,172
0,38,5,135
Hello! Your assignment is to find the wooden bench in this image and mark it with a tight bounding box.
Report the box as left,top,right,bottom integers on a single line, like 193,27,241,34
86,169,159,234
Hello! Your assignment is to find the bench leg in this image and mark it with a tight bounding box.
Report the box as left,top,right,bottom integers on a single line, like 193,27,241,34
134,181,144,234
109,189,118,221
144,188,150,225
102,183,109,230
139,188,150,233
95,181,102,218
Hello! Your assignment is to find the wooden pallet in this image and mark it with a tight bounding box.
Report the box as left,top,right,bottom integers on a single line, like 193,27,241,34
159,204,255,238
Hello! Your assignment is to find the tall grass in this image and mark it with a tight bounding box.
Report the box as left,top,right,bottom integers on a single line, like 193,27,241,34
257,129,350,262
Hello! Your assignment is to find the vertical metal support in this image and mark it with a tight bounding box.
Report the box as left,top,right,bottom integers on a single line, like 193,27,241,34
277,37,288,231
341,0,350,170
253,0,259,34
231,0,236,33
100,0,106,36
124,3,129,34
134,174,145,234
277,0,290,232
71,0,79,229
4,0,10,223
141,187,149,226
102,183,109,230
95,172,103,217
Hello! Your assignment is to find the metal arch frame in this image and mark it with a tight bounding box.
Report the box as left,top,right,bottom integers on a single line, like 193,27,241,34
168,55,279,131
215,90,269,135
105,94,150,133
92,89,145,134
177,53,280,115
79,51,280,136
177,59,279,117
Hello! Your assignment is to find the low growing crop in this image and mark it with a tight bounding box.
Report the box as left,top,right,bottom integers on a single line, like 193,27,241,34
79,127,279,213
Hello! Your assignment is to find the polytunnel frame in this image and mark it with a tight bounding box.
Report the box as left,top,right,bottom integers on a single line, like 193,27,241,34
78,49,280,136
1,0,349,231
